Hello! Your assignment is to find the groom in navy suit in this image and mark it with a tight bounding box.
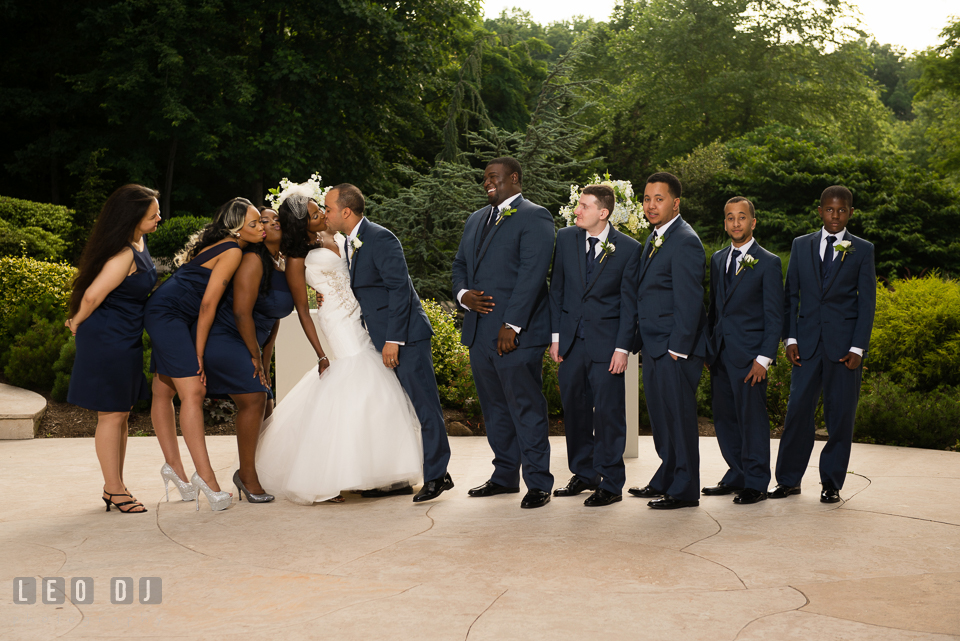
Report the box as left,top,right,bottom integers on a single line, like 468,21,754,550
703,197,783,505
452,157,556,509
627,172,707,509
772,185,876,503
324,184,453,502
549,184,641,506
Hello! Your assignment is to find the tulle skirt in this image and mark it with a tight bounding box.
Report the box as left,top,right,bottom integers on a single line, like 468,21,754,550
255,346,423,504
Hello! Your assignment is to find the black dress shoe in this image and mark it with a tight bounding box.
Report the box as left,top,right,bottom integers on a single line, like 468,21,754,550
553,475,598,497
361,484,414,498
702,482,742,496
627,485,663,498
520,489,551,509
412,473,454,503
733,488,768,504
768,484,801,499
647,495,699,509
820,486,841,503
583,488,622,507
467,480,520,497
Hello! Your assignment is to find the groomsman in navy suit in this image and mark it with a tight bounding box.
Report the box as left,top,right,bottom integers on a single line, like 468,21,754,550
452,157,556,509
627,172,708,509
548,185,641,506
324,184,453,502
703,197,783,505
772,185,876,503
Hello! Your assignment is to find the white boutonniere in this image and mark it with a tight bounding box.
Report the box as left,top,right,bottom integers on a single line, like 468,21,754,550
834,239,854,261
736,254,759,275
495,207,517,226
599,239,616,263
648,233,664,258
351,237,363,252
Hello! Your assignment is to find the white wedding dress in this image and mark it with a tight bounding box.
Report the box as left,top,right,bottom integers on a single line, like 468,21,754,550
254,243,423,504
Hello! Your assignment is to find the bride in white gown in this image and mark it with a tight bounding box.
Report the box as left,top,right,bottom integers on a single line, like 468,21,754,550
254,191,423,504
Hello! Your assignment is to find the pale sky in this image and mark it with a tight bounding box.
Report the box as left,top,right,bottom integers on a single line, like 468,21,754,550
482,0,958,54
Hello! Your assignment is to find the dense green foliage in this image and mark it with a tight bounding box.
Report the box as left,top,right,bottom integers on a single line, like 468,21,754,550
0,257,74,333
148,216,211,260
0,219,67,261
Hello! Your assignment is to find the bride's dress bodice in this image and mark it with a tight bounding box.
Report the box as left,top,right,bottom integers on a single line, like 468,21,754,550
303,245,371,361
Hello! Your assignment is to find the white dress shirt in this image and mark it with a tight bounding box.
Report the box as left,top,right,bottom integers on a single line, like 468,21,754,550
457,193,524,334
784,227,862,356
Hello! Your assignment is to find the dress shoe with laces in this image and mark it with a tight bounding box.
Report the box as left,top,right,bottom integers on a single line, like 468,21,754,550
520,489,551,509
467,480,520,497
768,484,801,499
820,486,841,503
627,485,663,498
413,473,454,502
361,485,413,498
648,495,699,510
702,482,742,496
583,488,622,507
733,488,767,504
553,475,598,497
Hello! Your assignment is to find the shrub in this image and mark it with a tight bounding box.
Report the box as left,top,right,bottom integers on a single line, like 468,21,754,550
765,343,793,430
0,219,67,261
0,195,74,238
51,337,76,402
4,317,71,391
855,372,960,450
149,215,210,259
542,351,562,416
869,274,960,391
0,257,74,335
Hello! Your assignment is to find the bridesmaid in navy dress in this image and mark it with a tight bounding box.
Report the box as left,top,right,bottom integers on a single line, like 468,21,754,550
145,198,264,511
66,184,161,514
201,206,293,503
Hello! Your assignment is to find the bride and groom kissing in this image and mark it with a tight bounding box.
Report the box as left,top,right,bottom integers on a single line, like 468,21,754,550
254,183,454,504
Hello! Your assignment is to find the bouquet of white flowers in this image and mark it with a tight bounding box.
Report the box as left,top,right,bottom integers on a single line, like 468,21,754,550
558,172,650,237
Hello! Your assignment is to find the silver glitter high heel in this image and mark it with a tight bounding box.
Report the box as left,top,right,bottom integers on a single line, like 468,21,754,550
233,470,275,503
190,472,232,511
161,463,197,502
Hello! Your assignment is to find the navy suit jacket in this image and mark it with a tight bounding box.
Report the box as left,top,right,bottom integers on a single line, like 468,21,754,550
706,242,784,368
452,195,556,349
549,225,641,361
349,217,433,351
782,230,877,362
634,216,707,359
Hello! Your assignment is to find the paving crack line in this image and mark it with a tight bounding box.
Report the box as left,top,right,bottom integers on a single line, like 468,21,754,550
732,585,808,640
680,510,748,589
465,589,508,641
256,583,422,634
328,503,438,574
838,507,960,528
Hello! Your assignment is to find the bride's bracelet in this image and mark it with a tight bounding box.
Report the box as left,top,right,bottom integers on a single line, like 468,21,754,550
318,356,328,363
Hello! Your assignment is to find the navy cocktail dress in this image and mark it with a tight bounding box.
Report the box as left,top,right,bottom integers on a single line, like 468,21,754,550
201,252,295,397
68,241,157,412
144,240,239,378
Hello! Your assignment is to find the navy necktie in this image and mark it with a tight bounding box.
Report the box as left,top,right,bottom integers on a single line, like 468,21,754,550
725,248,741,289
821,235,837,284
477,206,498,255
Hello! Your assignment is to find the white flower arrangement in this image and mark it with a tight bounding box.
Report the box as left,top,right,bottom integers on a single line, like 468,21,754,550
265,172,330,209
559,172,650,238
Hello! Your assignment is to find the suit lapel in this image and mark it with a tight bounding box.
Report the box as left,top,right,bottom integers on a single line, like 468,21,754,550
473,204,495,257
583,226,615,298
810,232,822,296
349,218,367,284
475,196,524,273
637,231,658,286
716,246,731,307
722,242,757,307
577,227,587,288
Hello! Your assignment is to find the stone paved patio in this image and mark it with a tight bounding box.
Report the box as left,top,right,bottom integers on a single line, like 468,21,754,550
1,435,958,640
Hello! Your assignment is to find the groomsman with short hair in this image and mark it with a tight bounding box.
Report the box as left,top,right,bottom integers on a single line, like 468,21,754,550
772,185,876,503
548,185,641,506
627,172,708,509
703,197,783,504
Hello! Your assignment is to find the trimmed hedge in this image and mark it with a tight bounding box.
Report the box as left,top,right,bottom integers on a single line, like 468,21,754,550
149,215,210,259
0,195,74,238
0,219,67,260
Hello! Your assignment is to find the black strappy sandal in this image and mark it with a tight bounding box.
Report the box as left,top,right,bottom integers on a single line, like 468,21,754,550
102,491,148,514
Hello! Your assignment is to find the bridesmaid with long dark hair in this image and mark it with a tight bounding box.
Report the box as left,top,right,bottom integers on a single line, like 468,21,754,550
145,197,264,511
66,184,161,514
201,206,293,503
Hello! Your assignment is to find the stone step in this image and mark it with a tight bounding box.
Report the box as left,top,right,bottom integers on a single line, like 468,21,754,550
0,383,46,439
